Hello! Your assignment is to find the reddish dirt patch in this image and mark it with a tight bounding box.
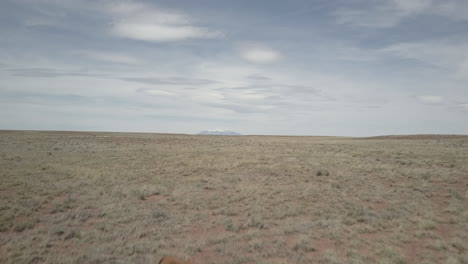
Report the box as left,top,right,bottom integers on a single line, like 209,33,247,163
0,243,6,262
178,210,226,241
144,193,164,202
400,231,436,263
357,232,390,258
192,246,225,264
38,196,63,214
282,234,298,247
310,238,337,252
187,223,225,239
359,231,389,241
427,178,465,242
430,177,468,209
299,238,345,261
261,256,290,264
435,220,456,240
78,217,104,232
402,239,424,263
365,200,388,210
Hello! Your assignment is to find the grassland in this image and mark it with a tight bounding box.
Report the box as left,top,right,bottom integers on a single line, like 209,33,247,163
0,131,467,264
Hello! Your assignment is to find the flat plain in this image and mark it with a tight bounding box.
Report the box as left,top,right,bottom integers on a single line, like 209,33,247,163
0,131,467,264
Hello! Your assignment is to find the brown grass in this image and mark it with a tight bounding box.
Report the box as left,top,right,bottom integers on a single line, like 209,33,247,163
0,131,467,264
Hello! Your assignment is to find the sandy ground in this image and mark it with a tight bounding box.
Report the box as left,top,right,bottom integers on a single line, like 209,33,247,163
0,131,467,264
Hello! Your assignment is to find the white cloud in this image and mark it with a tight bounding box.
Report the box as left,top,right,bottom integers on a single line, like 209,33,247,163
112,23,221,42
417,95,444,104
393,0,432,14
239,44,281,64
432,1,468,20
335,0,468,28
190,90,224,104
334,7,402,28
457,59,468,80
379,41,468,80
107,2,188,24
107,2,148,16
139,89,175,97
107,2,222,42
77,50,142,65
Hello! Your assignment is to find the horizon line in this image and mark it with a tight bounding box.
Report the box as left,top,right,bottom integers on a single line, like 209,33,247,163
1,129,467,138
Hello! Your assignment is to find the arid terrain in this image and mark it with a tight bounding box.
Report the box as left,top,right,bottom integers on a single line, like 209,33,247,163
0,131,467,264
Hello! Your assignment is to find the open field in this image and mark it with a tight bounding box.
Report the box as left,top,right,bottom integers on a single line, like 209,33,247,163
1,131,467,264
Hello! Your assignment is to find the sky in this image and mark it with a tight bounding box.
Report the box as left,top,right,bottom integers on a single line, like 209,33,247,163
0,0,467,136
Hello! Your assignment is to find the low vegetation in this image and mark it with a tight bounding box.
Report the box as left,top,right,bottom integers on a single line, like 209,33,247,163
0,131,467,263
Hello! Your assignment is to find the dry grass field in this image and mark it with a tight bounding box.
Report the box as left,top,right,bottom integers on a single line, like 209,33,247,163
0,131,467,264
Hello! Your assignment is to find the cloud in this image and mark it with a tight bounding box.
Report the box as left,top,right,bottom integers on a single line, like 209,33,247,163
393,0,432,14
7,67,108,78
0,90,184,116
201,81,335,114
77,50,142,65
416,95,444,104
145,114,225,122
246,74,271,81
334,0,468,28
457,59,468,80
24,17,56,27
107,2,223,42
379,41,468,80
6,66,221,88
0,91,90,105
334,6,402,28
112,23,222,42
432,1,468,20
121,77,218,86
238,43,281,64
204,101,275,114
334,0,429,28
137,88,176,97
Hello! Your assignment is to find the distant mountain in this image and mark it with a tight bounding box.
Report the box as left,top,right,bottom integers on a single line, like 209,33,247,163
198,130,242,136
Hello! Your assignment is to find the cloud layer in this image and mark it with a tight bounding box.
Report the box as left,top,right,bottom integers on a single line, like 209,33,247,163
238,44,281,64
335,0,468,28
417,95,443,104
0,0,467,135
108,2,223,42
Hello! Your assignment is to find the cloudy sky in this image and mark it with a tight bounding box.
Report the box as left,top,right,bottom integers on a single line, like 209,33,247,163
0,0,467,136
